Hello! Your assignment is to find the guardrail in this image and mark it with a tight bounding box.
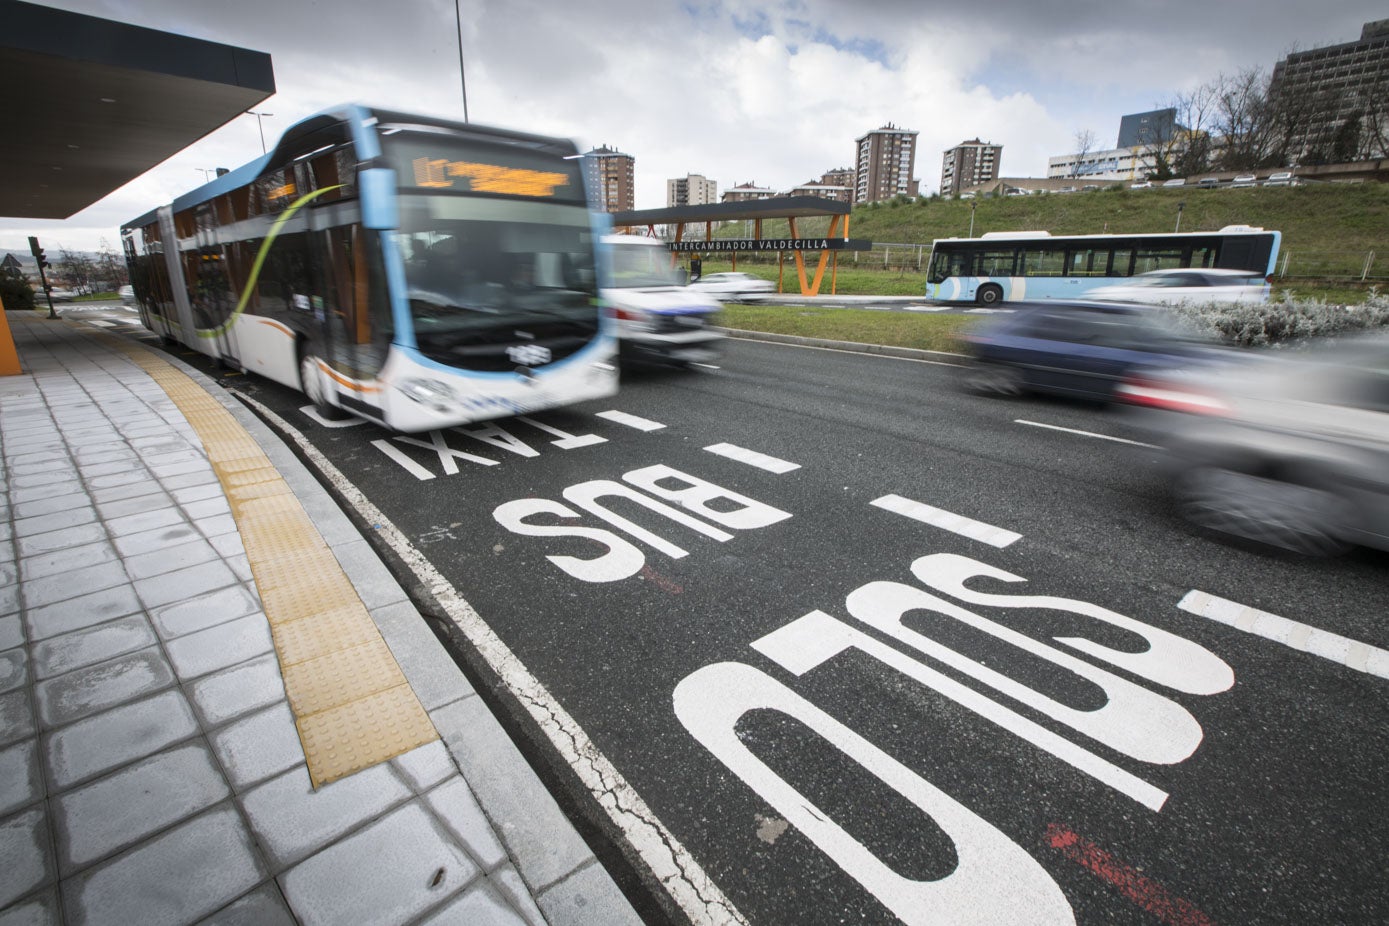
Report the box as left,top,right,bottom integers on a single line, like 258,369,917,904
1276,250,1385,281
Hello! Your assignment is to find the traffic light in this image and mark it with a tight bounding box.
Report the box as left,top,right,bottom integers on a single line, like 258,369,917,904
27,236,50,269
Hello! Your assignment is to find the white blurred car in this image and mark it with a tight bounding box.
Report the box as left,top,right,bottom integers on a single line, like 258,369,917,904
119,284,136,306
688,272,775,303
1088,268,1269,306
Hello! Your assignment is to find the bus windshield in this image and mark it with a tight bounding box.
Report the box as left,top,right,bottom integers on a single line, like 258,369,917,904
395,195,598,341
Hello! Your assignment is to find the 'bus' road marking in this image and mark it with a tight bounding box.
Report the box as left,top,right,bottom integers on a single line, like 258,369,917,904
1015,419,1157,448
596,409,666,431
1179,590,1389,679
703,443,800,474
872,494,1021,548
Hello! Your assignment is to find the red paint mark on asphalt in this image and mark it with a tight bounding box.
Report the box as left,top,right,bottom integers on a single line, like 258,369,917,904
640,564,684,594
1044,823,1217,926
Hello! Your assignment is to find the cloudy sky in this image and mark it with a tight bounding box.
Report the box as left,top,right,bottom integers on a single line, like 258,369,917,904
3,0,1384,256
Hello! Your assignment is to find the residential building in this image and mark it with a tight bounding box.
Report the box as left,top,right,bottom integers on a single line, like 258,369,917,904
582,144,635,212
720,182,776,203
786,181,852,202
1268,19,1389,162
819,167,855,188
940,139,1001,197
854,125,919,203
667,173,718,207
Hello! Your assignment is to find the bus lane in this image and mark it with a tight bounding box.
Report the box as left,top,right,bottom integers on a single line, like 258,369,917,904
233,365,1389,926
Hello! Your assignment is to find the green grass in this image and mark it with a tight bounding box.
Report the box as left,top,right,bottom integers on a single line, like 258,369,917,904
719,304,973,353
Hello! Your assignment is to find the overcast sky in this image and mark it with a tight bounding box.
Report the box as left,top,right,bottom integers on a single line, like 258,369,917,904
3,0,1385,256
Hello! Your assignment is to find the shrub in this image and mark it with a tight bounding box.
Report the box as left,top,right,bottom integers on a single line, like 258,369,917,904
1171,291,1389,348
0,278,35,311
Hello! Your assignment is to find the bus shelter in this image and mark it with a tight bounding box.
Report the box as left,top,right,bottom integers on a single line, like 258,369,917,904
611,197,870,296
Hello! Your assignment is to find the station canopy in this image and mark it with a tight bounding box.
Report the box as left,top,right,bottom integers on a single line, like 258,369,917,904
1,0,275,219
612,196,869,296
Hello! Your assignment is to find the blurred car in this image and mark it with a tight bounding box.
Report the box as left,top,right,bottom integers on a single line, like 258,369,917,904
1231,174,1258,188
959,301,1221,403
1118,332,1389,555
44,287,76,302
118,284,136,306
1198,177,1221,188
1087,268,1269,306
1162,178,1187,188
688,272,775,303
1263,171,1295,187
603,234,723,366
1130,181,1153,190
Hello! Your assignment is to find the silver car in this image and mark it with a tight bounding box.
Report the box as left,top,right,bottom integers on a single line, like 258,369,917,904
1088,268,1269,307
1119,332,1389,555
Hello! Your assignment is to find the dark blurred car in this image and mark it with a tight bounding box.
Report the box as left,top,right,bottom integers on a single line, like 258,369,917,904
959,301,1220,403
1119,332,1389,555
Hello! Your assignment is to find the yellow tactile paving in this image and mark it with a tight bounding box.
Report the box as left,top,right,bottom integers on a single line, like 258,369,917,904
89,329,439,787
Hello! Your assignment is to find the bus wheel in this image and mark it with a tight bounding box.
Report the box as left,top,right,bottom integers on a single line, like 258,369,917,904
298,351,343,419
976,284,1003,307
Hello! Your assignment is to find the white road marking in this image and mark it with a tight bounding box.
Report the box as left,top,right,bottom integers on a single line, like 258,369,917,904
86,319,116,327
1179,590,1389,679
596,409,666,431
1014,419,1157,448
703,443,800,474
235,393,746,925
871,494,1021,548
369,439,436,480
301,406,366,428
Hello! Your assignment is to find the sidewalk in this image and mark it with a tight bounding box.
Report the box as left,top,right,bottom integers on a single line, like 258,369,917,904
0,310,643,926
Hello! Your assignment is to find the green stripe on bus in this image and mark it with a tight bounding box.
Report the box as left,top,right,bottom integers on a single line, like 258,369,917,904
196,184,345,339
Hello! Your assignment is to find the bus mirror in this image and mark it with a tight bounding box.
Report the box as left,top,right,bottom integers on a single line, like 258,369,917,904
360,169,399,229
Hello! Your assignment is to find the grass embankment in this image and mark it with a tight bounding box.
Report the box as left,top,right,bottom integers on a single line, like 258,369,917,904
720,304,974,353
691,183,1389,304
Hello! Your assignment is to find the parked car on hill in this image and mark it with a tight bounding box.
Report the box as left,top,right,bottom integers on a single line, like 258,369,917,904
1086,268,1269,306
1264,172,1295,187
959,301,1221,404
1232,174,1258,188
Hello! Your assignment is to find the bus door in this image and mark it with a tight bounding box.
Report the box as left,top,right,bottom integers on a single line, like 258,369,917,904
310,216,389,421
195,216,241,369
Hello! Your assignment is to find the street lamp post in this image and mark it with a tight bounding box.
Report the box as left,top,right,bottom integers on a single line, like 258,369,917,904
969,201,977,238
246,111,274,154
1175,200,1186,233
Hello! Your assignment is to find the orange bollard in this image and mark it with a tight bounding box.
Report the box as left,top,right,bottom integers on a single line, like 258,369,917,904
0,294,23,375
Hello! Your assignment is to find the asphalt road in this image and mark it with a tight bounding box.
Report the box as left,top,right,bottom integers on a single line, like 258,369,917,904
109,305,1387,926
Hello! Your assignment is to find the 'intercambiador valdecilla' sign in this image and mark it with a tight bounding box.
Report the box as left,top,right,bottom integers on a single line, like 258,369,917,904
668,238,872,252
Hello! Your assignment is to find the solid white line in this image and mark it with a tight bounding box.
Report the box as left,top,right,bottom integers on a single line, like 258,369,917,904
370,439,436,481
237,393,746,925
596,409,666,431
703,442,800,474
1014,419,1157,448
871,494,1021,548
1179,590,1389,679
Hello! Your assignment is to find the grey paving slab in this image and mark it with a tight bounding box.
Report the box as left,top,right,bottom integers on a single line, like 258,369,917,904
0,889,60,926
187,653,286,729
0,648,25,696
208,531,247,559
122,536,219,581
21,561,130,611
93,491,174,522
133,559,239,611
171,483,223,506
278,802,480,926
112,522,202,558
538,861,645,926
418,882,532,926
0,740,41,817
392,740,458,794
51,743,228,874
194,513,238,539
0,690,35,750
90,481,159,505
164,614,273,681
425,777,508,871
181,496,230,521
19,540,118,583
35,647,175,729
12,492,90,521
12,506,97,540
240,763,412,871
150,584,261,641
161,471,218,491
30,615,155,681
7,481,84,506
43,689,199,791
23,586,144,645
196,885,296,926
0,585,16,620
490,864,548,926
372,601,472,712
0,807,54,908
16,523,106,558
61,804,264,926
433,696,594,890
329,540,409,611
208,703,304,792
104,507,185,539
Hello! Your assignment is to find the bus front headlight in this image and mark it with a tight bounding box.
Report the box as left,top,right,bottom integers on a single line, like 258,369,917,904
399,378,458,411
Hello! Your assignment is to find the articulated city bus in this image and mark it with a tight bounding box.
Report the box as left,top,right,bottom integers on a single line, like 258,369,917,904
925,226,1281,306
122,105,617,432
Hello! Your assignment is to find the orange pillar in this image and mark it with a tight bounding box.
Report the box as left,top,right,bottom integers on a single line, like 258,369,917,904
0,294,22,375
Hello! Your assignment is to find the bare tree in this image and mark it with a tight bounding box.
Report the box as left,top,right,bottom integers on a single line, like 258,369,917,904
1071,129,1097,178
95,238,127,292
58,247,97,295
1211,68,1279,171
